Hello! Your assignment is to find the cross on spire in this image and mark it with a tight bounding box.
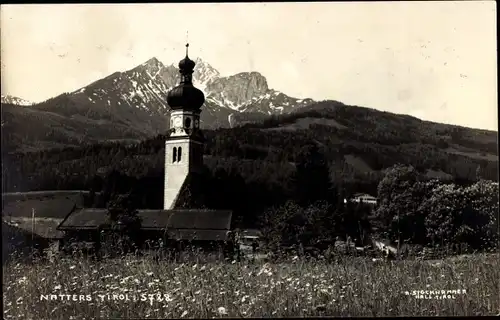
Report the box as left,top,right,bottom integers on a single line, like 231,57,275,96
185,43,189,57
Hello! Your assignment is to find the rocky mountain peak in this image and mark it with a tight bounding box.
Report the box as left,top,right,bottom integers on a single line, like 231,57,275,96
236,71,268,91
204,71,269,110
142,57,162,67
134,57,165,77
161,64,181,89
192,58,220,86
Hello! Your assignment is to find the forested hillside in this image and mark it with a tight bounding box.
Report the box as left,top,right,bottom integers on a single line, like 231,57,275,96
3,100,497,207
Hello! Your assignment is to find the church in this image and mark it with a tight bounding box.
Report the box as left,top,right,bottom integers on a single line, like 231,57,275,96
2,44,234,259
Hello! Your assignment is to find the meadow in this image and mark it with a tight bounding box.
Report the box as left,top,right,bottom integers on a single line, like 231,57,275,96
3,252,499,319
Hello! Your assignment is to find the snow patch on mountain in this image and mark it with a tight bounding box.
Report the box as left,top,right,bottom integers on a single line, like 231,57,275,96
1,95,33,106
228,113,235,128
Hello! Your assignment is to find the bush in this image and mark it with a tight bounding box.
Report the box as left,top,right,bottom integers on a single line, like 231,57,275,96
102,193,143,253
373,164,498,252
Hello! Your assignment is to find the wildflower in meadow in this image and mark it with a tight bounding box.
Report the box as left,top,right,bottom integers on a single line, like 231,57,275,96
17,276,27,285
217,306,228,315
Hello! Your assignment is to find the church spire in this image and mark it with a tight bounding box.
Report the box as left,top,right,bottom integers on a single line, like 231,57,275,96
178,42,195,84
166,43,205,112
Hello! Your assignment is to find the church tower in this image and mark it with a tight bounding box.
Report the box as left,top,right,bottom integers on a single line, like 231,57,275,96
164,44,205,210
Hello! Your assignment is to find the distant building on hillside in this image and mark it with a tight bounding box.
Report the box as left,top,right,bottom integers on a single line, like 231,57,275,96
344,193,378,205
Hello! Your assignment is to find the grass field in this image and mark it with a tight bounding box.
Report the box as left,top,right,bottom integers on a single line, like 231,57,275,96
3,253,499,319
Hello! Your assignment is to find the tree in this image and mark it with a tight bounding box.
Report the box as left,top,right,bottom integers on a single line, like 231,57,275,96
475,165,482,181
104,193,142,254
293,143,333,206
420,184,460,246
421,180,498,250
100,170,124,206
436,138,449,149
259,200,305,253
373,164,422,241
299,200,337,248
259,200,337,257
371,166,452,246
377,164,419,204
461,180,499,249
342,201,372,246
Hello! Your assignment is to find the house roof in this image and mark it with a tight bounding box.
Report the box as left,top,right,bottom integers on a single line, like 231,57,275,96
1,191,233,241
3,217,65,239
352,193,377,199
1,192,85,239
240,229,262,238
3,220,33,243
2,198,78,219
167,229,230,241
166,209,232,230
58,209,233,232
2,190,87,206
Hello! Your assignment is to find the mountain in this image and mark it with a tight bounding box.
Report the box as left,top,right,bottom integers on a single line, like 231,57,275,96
1,102,143,152
1,57,314,151
204,70,313,113
1,95,32,106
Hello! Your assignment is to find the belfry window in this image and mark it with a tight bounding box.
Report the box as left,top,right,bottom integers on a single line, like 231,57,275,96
178,147,182,162
172,147,177,163
185,117,192,128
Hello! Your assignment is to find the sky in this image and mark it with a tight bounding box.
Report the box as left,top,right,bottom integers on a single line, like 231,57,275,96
0,2,497,131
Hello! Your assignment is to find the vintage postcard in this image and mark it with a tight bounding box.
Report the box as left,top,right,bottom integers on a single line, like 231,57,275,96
1,2,498,318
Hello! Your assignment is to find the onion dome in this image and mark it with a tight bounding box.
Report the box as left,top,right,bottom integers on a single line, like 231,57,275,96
178,55,195,71
166,43,205,111
167,85,205,111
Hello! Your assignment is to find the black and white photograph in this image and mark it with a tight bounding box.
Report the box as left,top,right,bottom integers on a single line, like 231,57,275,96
1,2,498,318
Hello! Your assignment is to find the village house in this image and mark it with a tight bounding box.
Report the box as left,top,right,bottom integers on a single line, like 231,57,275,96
344,193,378,206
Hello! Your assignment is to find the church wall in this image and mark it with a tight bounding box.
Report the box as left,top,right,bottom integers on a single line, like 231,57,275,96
164,139,192,209
169,110,200,138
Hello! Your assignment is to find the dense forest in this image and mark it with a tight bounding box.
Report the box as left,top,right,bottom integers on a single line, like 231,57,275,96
3,102,497,184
